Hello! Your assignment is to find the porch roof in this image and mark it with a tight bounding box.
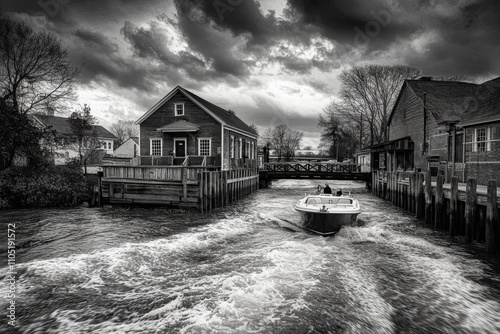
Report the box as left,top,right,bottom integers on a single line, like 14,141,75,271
156,120,199,133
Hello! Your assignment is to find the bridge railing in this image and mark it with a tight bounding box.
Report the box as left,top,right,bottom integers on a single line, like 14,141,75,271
263,162,362,173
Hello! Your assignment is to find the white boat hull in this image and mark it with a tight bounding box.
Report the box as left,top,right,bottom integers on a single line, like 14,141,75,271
294,194,361,235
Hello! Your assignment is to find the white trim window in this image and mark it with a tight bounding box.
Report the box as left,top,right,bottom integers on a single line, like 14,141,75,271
473,127,491,152
230,135,235,158
174,103,184,116
198,137,211,156
251,142,254,159
239,138,242,158
150,138,163,156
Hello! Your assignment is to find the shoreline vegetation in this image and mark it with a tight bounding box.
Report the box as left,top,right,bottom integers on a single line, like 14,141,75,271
0,164,96,209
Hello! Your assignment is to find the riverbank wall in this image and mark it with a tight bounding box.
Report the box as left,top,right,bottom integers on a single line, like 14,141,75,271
372,170,500,254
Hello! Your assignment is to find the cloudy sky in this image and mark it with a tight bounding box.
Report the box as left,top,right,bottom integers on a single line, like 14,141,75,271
4,0,500,147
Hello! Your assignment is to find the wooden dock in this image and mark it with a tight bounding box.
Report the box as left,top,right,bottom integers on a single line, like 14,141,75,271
99,166,259,212
372,170,500,254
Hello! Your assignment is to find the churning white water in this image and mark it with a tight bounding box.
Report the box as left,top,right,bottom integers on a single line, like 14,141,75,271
1,179,500,334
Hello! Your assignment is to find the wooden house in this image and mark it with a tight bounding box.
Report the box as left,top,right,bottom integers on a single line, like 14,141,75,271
456,77,500,184
114,137,139,158
135,86,258,170
33,114,117,165
354,148,371,172
372,77,478,180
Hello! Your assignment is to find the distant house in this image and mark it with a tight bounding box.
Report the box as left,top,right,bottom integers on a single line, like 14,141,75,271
135,86,258,169
456,77,500,184
114,137,139,158
354,148,371,173
33,114,117,165
371,76,500,184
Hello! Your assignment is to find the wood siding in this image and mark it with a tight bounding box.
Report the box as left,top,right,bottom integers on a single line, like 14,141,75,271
140,91,222,157
390,86,441,171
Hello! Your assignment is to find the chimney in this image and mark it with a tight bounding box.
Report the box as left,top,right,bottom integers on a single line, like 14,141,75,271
419,76,433,81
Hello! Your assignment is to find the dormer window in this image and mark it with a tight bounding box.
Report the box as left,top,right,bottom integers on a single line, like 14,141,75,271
175,103,184,116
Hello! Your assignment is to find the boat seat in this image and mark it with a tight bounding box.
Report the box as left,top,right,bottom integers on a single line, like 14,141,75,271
337,198,352,205
307,198,321,205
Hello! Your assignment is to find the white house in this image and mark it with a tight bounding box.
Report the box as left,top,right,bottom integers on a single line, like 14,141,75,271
33,114,117,165
114,137,139,158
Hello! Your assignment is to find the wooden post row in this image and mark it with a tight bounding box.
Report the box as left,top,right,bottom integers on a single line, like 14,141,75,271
486,180,499,254
465,178,477,243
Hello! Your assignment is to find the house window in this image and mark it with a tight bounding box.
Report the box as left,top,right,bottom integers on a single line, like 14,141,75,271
198,138,211,156
102,142,107,149
239,138,242,158
251,142,254,159
150,138,162,156
473,127,490,152
175,103,184,116
108,142,112,150
230,136,235,158
455,133,464,163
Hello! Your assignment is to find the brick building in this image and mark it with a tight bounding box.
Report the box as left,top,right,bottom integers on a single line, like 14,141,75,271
371,76,500,184
135,86,258,170
456,77,500,184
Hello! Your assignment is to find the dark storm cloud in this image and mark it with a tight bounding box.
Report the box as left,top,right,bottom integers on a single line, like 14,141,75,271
174,0,278,45
284,0,500,77
70,28,153,90
172,0,342,76
284,0,415,53
120,20,210,81
403,0,500,77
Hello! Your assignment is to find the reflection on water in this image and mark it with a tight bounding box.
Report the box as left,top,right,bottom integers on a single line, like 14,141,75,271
1,179,500,334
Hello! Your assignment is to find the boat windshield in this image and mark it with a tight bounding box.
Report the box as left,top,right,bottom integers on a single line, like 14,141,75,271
306,197,352,205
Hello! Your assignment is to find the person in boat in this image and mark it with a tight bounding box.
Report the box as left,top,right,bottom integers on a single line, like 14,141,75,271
323,183,332,194
336,189,343,196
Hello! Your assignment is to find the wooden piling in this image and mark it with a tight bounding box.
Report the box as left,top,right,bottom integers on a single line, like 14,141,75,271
416,173,424,219
424,169,432,225
181,167,188,202
465,178,477,243
434,173,444,229
486,180,499,254
449,176,458,237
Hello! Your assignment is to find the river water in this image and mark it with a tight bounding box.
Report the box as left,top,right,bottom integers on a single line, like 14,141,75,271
1,179,500,334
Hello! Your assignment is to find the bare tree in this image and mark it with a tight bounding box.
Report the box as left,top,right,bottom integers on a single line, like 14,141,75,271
110,120,139,146
270,124,303,161
318,110,358,160
331,64,422,147
0,11,79,115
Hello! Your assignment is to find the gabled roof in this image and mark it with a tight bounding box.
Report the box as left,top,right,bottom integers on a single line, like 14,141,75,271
156,120,199,132
457,77,500,127
135,86,258,138
130,137,139,144
388,79,478,126
34,115,117,139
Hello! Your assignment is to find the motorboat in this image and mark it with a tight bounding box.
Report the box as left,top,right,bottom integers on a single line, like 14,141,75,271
293,193,361,236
